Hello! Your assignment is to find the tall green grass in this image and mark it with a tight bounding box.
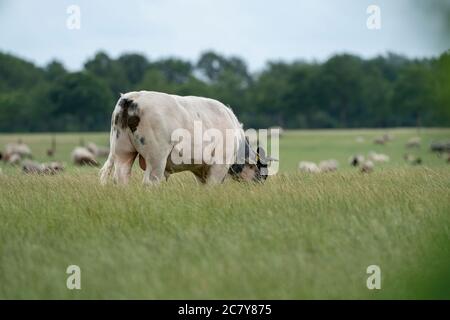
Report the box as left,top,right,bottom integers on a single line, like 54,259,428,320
0,129,449,299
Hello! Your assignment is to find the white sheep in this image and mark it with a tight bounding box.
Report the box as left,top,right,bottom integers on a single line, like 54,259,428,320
7,153,22,165
22,160,64,175
86,142,110,157
360,160,374,173
406,137,421,148
318,159,339,172
5,142,32,159
404,153,422,165
368,151,390,163
71,147,98,166
373,136,386,145
43,162,65,174
382,133,393,142
22,160,46,174
298,161,321,173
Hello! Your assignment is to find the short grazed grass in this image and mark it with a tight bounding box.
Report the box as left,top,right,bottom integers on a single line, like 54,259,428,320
0,128,449,299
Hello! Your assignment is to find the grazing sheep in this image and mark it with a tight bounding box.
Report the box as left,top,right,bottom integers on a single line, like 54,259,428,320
5,142,32,159
368,151,390,163
7,153,22,165
22,160,64,175
373,136,386,145
71,147,98,166
404,153,422,165
373,133,393,145
86,142,110,158
383,133,393,142
44,162,65,174
22,160,46,174
3,142,32,164
406,137,421,148
430,141,450,154
360,160,374,173
298,161,321,173
318,159,339,172
349,155,365,167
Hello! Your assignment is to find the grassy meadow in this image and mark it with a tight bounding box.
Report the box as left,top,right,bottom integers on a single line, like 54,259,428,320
0,128,449,299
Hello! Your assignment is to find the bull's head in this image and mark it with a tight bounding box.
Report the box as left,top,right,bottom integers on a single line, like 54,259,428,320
228,139,277,182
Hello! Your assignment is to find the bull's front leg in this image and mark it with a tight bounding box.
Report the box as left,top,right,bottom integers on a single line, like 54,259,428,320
140,150,171,186
143,164,166,186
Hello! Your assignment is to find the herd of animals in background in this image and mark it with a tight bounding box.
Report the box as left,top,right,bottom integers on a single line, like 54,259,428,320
0,137,109,175
0,131,449,177
298,133,450,174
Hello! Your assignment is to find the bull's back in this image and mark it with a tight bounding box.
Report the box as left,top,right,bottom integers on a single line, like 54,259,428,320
132,91,239,130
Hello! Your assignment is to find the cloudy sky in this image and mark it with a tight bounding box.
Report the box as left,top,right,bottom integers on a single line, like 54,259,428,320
0,0,448,71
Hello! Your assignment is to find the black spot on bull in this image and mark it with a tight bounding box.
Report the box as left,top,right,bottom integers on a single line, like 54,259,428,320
118,98,140,132
128,116,140,132
139,136,145,145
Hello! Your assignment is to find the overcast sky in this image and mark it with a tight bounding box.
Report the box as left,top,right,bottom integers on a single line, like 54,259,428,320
0,0,448,71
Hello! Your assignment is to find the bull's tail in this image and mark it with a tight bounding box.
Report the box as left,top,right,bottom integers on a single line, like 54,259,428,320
99,116,117,185
99,154,114,185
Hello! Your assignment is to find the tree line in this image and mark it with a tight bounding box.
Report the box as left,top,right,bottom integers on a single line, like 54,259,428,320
0,49,449,132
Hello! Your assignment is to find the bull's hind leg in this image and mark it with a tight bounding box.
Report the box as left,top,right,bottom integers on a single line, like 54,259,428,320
113,152,137,185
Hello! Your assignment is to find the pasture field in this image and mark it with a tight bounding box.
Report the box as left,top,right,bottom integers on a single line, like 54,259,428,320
0,128,449,299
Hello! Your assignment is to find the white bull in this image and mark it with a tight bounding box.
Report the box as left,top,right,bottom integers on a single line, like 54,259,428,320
100,91,269,185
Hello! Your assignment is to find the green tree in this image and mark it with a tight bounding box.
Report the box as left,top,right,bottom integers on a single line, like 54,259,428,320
0,52,45,91
84,51,128,96
391,63,436,127
1,49,450,132
432,51,450,125
151,58,193,85
117,53,149,86
48,72,113,131
45,60,67,82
